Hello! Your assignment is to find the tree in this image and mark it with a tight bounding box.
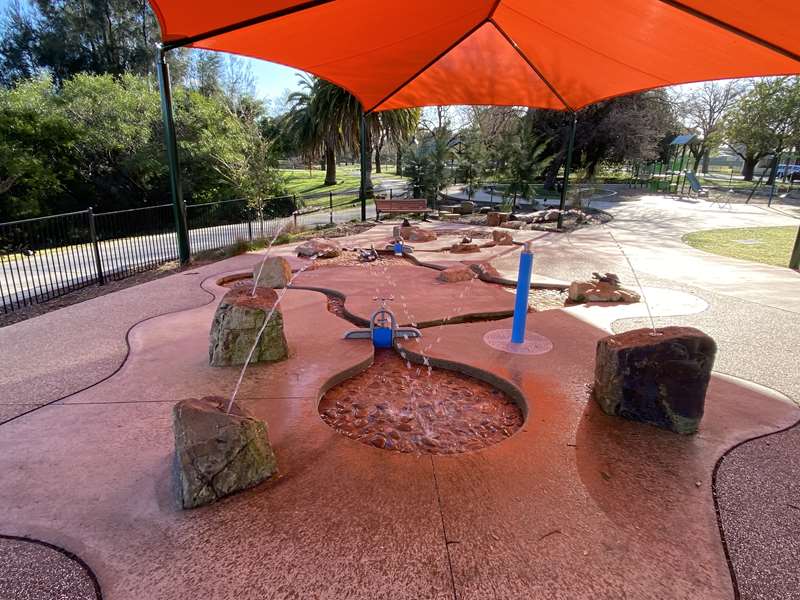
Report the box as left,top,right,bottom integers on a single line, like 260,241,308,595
455,127,488,198
282,75,419,190
679,80,743,173
726,77,800,182
403,125,455,202
527,90,677,188
0,73,283,219
0,0,158,86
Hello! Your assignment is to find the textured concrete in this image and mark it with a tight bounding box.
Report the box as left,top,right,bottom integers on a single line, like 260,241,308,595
2,202,799,599
293,262,516,327
0,252,269,424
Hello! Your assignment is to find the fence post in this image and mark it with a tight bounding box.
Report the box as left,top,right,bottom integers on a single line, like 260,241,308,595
87,208,105,285
329,192,334,225
389,188,393,199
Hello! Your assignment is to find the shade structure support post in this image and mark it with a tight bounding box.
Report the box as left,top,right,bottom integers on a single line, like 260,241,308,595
511,242,534,344
359,111,367,222
557,113,578,230
156,47,190,263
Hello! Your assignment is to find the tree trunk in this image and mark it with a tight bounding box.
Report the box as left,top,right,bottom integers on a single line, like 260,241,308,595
360,126,374,197
324,145,336,186
396,148,402,176
691,152,702,173
742,156,757,181
701,150,711,174
374,148,382,174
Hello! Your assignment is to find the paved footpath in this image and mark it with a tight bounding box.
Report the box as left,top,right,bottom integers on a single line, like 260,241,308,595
1,195,798,599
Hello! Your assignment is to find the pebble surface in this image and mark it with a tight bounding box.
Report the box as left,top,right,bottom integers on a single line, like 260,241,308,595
319,350,523,455
0,537,99,600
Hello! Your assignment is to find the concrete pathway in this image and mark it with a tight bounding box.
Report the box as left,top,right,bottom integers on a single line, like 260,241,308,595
2,198,799,599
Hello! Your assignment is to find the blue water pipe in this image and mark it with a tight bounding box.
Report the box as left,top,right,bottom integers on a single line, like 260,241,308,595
511,242,534,343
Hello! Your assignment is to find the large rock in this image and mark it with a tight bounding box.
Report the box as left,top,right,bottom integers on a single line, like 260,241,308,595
437,266,477,283
486,212,510,227
449,242,481,254
397,225,437,242
568,281,640,303
209,287,289,367
594,327,717,434
492,230,514,245
252,256,292,288
500,220,524,230
296,238,341,258
173,396,277,509
467,261,501,279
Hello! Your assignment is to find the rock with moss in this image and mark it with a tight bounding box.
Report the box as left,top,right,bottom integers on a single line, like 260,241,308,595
593,327,717,434
173,396,277,509
209,287,288,367
253,256,292,288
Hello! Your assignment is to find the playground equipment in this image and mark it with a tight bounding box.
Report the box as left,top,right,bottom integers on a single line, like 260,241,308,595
344,297,422,349
511,242,534,344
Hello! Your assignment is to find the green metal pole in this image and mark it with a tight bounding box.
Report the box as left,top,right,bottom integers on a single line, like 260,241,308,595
359,111,367,222
557,112,577,230
156,47,190,263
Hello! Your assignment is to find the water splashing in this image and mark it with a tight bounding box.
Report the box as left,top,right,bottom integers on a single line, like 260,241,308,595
250,219,291,297
227,253,318,414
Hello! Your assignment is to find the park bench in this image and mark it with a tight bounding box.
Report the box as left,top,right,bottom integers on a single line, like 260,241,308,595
374,199,431,221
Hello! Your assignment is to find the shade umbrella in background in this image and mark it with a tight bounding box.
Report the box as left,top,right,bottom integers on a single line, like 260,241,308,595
146,0,800,264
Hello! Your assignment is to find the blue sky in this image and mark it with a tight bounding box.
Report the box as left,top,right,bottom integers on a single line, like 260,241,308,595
0,0,304,101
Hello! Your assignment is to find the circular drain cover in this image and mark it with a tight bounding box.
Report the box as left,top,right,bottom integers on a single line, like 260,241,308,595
483,329,553,355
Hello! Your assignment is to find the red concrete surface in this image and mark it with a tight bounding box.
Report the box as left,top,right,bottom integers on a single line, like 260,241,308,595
293,262,516,327
2,259,797,599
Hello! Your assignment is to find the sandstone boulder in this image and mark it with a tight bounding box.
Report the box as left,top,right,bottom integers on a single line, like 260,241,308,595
500,220,524,230
397,225,437,242
173,396,277,509
209,287,288,367
437,266,477,283
296,238,341,258
252,256,292,288
593,327,717,434
492,230,514,245
568,281,640,303
467,261,501,279
486,212,510,227
450,242,481,254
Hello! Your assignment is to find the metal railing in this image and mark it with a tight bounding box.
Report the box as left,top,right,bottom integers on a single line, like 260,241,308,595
0,185,409,314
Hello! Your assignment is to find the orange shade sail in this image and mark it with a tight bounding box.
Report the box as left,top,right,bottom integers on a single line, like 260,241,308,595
148,0,800,111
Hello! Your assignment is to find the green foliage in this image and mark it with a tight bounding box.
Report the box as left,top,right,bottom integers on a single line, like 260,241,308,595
0,74,284,219
0,0,158,86
455,127,487,198
402,127,455,201
726,77,800,179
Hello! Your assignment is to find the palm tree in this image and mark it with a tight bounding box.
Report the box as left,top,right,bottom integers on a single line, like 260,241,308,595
282,75,420,191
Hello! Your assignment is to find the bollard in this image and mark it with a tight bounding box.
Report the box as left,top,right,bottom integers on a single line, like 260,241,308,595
511,242,534,343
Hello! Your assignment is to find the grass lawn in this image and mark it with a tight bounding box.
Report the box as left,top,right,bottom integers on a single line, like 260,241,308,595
281,165,404,198
683,226,799,268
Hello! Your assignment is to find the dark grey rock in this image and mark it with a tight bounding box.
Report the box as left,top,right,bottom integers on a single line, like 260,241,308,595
594,326,717,434
173,396,277,509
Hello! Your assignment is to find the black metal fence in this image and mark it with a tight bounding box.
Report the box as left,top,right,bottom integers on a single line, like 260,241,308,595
0,186,407,314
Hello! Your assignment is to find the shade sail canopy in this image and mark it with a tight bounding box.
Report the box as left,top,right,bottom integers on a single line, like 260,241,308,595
149,0,800,112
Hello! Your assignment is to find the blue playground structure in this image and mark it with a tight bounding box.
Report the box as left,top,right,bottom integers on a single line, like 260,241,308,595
344,297,422,349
